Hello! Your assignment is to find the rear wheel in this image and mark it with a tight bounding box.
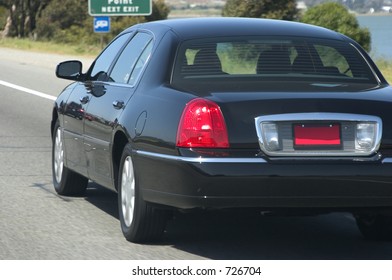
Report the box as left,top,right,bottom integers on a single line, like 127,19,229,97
52,120,88,195
355,214,392,241
118,143,169,243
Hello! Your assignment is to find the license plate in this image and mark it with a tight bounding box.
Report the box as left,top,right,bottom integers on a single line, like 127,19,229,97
294,124,341,147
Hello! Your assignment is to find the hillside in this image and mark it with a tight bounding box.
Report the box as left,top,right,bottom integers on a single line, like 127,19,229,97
165,0,225,17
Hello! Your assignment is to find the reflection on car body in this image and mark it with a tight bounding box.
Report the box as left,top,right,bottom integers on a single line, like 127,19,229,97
51,17,392,243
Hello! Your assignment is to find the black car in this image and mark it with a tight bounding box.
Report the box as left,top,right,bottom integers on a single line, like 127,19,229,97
52,17,392,243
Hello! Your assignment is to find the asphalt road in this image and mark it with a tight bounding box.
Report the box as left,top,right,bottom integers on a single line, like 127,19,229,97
1,48,392,260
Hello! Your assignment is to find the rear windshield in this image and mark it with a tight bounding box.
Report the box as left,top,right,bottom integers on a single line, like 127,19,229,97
171,36,379,92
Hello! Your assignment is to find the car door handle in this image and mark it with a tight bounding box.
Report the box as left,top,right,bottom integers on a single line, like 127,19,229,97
80,96,90,104
113,100,125,110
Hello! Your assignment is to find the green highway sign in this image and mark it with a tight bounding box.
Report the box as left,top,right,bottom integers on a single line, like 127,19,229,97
88,0,152,16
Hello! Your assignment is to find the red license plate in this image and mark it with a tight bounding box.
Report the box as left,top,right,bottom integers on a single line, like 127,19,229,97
294,124,341,146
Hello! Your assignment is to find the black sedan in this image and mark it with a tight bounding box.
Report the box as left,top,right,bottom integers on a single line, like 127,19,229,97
52,17,392,243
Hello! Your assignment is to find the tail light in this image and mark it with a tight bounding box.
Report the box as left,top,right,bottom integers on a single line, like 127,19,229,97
355,123,377,150
176,98,229,148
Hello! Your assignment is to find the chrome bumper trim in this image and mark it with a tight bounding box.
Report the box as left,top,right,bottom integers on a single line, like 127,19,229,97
135,150,267,164
255,112,382,157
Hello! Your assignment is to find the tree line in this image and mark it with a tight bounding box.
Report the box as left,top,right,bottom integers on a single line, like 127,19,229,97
0,0,370,52
0,0,49,38
222,0,370,51
0,0,170,43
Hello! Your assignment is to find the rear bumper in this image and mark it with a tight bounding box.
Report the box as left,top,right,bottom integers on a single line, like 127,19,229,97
135,150,392,210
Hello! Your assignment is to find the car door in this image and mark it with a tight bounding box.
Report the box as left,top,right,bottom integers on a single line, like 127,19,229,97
83,32,154,188
62,33,131,177
61,84,90,176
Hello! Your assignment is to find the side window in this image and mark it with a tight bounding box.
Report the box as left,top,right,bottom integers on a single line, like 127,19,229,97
128,40,153,86
88,33,130,81
109,32,153,84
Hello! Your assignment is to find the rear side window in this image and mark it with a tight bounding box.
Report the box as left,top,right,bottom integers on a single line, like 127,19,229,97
109,32,153,85
172,36,378,92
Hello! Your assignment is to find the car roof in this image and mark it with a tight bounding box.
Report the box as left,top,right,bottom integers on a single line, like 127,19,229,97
129,17,345,41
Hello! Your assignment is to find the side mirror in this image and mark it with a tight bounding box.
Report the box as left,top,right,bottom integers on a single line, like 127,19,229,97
56,60,83,81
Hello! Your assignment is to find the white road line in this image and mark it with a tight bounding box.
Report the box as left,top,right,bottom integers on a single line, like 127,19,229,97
0,80,56,101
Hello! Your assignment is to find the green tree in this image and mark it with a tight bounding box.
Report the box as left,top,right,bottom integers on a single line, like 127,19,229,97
0,5,8,32
35,0,170,45
0,0,50,37
300,2,371,52
35,0,88,41
146,0,170,22
222,0,298,21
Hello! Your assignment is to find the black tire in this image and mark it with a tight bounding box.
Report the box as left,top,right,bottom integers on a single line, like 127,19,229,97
52,120,88,196
355,214,392,241
118,143,169,243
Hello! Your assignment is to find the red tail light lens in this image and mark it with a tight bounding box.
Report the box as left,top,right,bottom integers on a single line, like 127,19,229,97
176,98,229,148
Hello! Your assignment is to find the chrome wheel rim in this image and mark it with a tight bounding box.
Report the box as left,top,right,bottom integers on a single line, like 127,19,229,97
54,127,64,183
121,156,135,227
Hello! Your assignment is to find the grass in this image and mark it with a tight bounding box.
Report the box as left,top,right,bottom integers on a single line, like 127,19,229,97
0,37,100,57
375,58,392,83
1,37,391,83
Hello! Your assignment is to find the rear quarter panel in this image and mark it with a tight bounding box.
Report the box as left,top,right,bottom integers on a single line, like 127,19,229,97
117,29,196,156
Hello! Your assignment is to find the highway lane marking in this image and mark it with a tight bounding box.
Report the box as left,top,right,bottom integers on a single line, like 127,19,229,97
0,80,56,101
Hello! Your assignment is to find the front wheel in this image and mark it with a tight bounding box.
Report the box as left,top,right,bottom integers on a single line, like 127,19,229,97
355,214,392,241
118,144,169,243
52,120,88,196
